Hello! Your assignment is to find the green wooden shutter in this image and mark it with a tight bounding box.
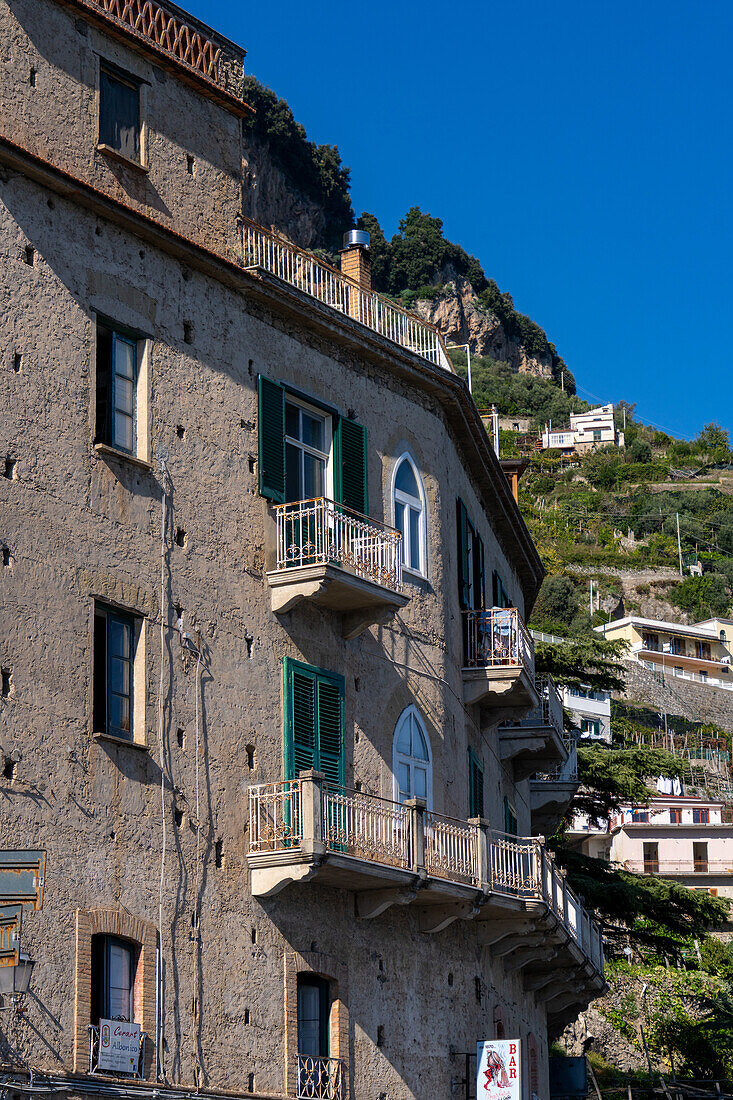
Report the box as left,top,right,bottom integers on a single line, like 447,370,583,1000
474,532,485,610
335,418,368,514
468,747,484,818
257,375,285,503
316,678,345,788
284,659,344,785
457,498,471,610
504,796,518,836
284,661,317,779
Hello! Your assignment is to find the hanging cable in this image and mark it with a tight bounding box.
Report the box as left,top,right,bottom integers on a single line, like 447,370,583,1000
156,456,169,1081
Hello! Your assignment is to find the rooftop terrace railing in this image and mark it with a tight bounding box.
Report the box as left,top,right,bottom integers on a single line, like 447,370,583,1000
243,220,453,371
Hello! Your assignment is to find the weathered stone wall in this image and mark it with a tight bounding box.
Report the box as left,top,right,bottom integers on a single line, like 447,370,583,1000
0,4,568,1098
2,0,244,258
622,660,733,735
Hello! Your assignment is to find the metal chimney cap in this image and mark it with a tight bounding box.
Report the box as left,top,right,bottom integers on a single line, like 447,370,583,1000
342,229,370,250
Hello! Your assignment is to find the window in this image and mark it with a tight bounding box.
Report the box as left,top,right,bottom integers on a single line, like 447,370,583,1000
504,797,518,836
468,747,484,818
94,605,140,742
696,641,711,660
258,376,367,513
670,809,682,824
592,429,602,442
96,321,140,455
643,633,660,652
456,498,485,611
297,974,329,1060
670,637,686,656
492,569,511,609
631,810,649,823
99,63,140,162
693,842,708,872
693,808,710,824
91,935,136,1023
643,843,659,873
285,398,332,503
392,455,426,576
392,706,432,808
581,718,602,738
283,658,344,787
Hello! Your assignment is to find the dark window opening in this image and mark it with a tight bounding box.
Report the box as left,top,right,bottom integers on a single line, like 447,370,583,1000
96,321,138,454
23,246,34,266
246,745,255,769
91,934,136,1024
13,354,21,373
175,528,186,547
99,64,140,162
215,838,223,868
2,548,10,567
4,458,16,480
177,728,185,749
1,668,12,698
693,841,708,872
643,842,659,874
2,757,15,782
29,68,37,87
297,974,330,1059
94,605,136,741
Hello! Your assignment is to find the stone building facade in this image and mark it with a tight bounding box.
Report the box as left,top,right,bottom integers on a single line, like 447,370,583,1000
0,2,604,1098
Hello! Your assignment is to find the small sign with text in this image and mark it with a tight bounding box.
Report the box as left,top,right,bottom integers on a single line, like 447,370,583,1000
477,1039,521,1100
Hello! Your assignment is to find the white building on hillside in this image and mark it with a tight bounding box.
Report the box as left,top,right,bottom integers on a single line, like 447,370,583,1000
569,793,733,903
563,685,612,741
541,404,624,454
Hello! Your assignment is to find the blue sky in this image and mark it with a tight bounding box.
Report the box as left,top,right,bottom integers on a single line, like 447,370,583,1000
188,0,731,439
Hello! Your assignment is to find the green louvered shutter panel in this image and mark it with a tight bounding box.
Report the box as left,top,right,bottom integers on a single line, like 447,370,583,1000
284,661,317,779
474,531,486,610
316,677,345,788
257,375,285,503
457,499,471,610
335,418,368,515
468,748,484,818
504,796,518,836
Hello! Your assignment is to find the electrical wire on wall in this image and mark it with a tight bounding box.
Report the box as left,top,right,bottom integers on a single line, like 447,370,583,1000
155,451,170,1082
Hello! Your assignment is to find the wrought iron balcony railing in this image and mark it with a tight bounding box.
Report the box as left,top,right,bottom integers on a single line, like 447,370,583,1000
243,220,452,371
273,498,403,592
296,1055,344,1100
248,777,605,976
463,608,535,675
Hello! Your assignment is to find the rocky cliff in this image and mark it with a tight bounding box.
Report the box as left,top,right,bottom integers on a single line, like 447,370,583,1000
413,277,555,378
242,136,328,250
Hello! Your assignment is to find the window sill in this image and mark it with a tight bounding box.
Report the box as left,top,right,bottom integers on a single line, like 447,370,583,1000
96,144,149,174
94,443,153,473
94,732,148,753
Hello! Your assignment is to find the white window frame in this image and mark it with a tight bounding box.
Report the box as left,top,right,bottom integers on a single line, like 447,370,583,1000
284,394,334,503
391,453,427,579
391,704,433,809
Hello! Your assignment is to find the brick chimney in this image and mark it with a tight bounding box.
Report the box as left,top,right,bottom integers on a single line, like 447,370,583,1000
340,229,371,292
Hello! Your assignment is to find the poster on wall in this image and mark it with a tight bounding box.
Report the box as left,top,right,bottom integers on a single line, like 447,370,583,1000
97,1018,141,1073
477,1039,521,1100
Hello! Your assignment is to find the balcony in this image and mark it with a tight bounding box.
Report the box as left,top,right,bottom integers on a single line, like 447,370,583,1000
244,220,452,371
498,675,567,782
624,860,733,876
462,608,537,710
266,498,408,637
247,774,605,1010
297,1055,344,1100
531,732,580,834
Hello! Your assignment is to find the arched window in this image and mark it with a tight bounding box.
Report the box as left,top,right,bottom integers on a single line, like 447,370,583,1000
392,706,432,808
392,455,426,576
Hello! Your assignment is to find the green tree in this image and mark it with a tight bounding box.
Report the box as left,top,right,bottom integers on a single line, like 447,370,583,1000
534,636,627,693
697,422,730,451
671,574,731,619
